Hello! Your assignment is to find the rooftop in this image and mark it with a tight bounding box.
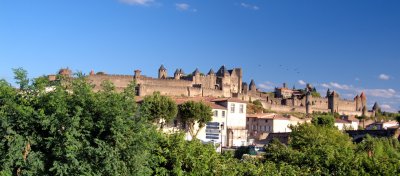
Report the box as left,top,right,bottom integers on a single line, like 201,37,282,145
211,97,248,103
246,113,288,120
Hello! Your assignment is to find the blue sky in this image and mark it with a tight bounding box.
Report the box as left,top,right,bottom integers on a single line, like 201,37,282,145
1,0,399,112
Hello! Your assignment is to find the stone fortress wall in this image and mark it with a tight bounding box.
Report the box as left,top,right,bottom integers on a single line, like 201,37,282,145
52,66,376,117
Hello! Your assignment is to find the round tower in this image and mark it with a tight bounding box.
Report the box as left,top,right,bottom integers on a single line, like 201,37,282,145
326,89,331,98
134,70,141,79
249,79,256,92
158,65,167,79
174,69,181,80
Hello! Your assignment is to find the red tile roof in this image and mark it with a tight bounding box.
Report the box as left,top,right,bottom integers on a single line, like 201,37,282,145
211,97,248,103
171,97,227,110
247,113,288,120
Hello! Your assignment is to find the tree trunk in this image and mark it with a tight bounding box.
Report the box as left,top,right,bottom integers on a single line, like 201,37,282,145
188,124,196,139
17,141,31,176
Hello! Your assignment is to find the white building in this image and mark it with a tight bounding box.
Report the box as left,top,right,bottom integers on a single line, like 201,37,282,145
334,118,359,130
366,121,399,130
211,98,248,147
246,113,309,141
162,97,247,149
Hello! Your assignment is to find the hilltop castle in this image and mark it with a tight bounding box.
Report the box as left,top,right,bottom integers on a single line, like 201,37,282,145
51,65,374,117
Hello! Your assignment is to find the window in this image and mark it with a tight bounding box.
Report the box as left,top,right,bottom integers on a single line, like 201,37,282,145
213,110,218,117
252,125,257,130
239,104,244,113
222,111,226,118
265,119,268,123
230,104,235,113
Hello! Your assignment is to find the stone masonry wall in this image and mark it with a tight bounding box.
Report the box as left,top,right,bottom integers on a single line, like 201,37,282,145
337,100,357,112
310,97,329,110
203,88,225,97
137,77,193,87
138,84,188,97
88,75,134,91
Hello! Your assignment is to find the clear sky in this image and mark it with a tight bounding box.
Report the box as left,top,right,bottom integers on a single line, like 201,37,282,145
1,0,399,112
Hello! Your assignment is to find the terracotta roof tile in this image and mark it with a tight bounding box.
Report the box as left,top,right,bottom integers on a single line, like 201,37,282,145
171,97,227,110
246,113,289,120
211,97,248,103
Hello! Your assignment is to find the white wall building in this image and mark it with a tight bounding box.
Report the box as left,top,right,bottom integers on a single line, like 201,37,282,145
161,97,247,149
246,113,309,141
335,118,359,130
366,121,399,130
212,98,248,147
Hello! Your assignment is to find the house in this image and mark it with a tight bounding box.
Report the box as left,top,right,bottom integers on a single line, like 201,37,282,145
246,113,308,141
158,97,247,148
366,121,399,130
162,97,228,147
334,115,359,130
211,98,248,147
334,119,353,130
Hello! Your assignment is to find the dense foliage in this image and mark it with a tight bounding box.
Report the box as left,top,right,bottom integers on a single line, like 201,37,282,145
311,114,335,127
247,100,264,114
139,92,178,129
178,101,213,138
1,69,400,175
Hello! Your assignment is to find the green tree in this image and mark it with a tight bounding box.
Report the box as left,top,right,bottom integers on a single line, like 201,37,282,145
0,69,158,175
310,91,321,98
12,67,30,90
178,101,213,138
247,100,264,114
267,123,356,175
139,92,178,129
311,114,335,127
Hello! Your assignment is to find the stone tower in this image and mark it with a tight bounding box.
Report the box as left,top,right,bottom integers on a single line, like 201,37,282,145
326,89,331,98
193,68,201,84
235,68,243,94
372,102,380,118
158,65,167,79
328,91,340,113
217,65,231,96
208,69,215,76
208,69,217,89
249,79,256,92
217,65,229,77
134,70,141,79
242,82,248,94
372,102,380,112
174,69,183,80
305,90,311,115
360,92,367,113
